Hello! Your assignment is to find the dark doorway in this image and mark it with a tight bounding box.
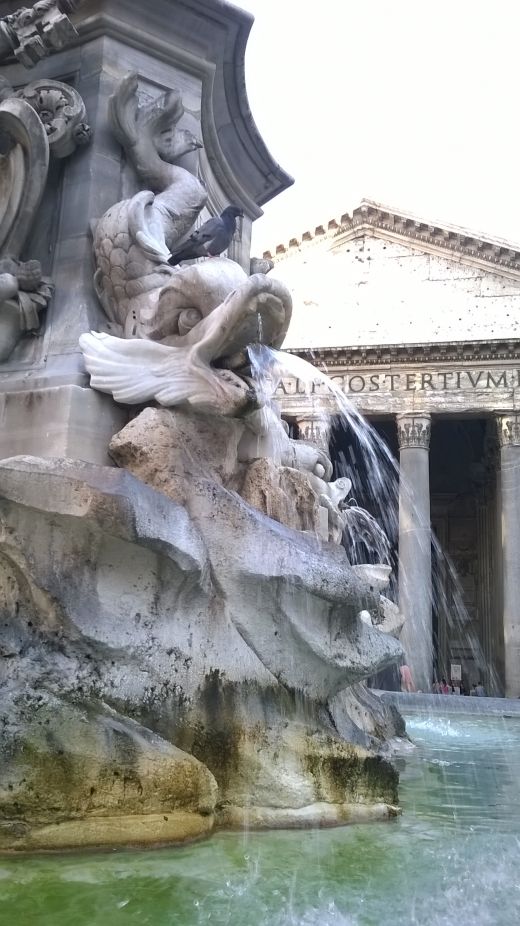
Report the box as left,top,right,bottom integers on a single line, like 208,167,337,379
430,417,500,694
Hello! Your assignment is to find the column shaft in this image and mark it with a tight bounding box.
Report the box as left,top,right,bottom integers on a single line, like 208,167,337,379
397,414,432,692
497,414,520,697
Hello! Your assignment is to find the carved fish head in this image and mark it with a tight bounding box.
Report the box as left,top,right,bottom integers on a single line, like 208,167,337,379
157,127,203,162
81,261,293,419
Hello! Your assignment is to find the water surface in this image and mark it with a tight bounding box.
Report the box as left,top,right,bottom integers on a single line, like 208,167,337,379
1,713,519,925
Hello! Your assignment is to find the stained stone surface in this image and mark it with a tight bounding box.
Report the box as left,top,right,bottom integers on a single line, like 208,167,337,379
0,694,217,851
109,406,322,533
0,450,402,848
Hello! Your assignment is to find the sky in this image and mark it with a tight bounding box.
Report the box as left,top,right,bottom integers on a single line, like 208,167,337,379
236,0,520,256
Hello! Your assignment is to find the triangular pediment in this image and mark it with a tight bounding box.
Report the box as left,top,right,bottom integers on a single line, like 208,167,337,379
265,200,520,278
265,201,520,350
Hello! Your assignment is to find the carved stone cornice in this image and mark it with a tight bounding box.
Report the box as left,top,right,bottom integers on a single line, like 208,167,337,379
289,339,520,369
264,199,520,279
497,413,520,448
397,413,431,451
72,0,293,215
0,1,84,68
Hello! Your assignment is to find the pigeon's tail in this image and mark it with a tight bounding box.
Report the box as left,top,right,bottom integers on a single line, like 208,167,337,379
168,246,195,266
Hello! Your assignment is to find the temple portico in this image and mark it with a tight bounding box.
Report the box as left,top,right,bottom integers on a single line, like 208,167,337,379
265,201,520,697
276,340,520,696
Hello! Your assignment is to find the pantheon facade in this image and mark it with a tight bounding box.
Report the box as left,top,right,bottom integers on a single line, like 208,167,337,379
264,200,520,697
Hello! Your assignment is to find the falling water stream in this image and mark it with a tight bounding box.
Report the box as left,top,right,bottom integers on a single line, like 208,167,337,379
247,344,494,689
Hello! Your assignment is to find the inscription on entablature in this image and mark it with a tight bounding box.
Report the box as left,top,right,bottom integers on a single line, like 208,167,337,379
276,368,520,396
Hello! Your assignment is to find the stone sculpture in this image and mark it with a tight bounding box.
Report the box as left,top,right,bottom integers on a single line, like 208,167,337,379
82,74,293,416
91,72,208,336
81,264,292,415
0,20,405,852
80,70,403,694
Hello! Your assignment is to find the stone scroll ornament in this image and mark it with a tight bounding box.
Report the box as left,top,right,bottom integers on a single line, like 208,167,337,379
80,73,294,417
0,77,90,360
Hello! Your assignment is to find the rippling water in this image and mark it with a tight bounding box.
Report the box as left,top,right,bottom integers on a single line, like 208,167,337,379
1,712,520,925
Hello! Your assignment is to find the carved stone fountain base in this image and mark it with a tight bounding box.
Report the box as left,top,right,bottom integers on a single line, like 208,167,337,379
0,448,402,851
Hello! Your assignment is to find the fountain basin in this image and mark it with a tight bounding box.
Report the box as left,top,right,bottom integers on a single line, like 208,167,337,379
1,706,519,924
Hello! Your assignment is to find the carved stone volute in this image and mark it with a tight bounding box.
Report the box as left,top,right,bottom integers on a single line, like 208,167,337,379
18,79,91,158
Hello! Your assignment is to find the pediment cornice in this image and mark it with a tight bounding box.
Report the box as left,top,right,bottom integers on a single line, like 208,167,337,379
265,200,520,279
288,338,520,368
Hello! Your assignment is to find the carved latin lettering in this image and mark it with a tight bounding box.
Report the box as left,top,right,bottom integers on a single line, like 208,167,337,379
348,375,366,393
294,379,317,395
330,375,346,391
276,380,291,395
437,372,453,389
486,371,508,388
467,371,484,388
274,368,519,399
385,373,401,390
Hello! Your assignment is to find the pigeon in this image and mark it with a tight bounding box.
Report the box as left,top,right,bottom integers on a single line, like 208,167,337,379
169,205,243,265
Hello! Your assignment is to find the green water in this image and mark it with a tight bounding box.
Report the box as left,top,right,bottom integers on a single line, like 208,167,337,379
1,713,520,925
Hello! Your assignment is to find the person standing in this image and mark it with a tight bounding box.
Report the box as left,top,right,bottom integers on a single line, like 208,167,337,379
400,663,416,693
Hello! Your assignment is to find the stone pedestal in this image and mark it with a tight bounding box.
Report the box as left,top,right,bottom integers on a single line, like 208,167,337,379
397,412,432,692
497,413,520,698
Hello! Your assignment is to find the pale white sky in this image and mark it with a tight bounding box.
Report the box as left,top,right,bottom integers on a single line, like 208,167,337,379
237,0,520,255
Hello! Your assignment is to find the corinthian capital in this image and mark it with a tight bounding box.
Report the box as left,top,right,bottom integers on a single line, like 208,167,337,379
397,412,431,450
497,412,520,447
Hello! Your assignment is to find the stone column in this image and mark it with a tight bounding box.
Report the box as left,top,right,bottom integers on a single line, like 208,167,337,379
397,412,432,692
295,414,331,453
497,413,520,698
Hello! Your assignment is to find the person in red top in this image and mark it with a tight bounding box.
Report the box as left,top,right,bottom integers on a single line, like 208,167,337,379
440,678,451,694
399,663,416,693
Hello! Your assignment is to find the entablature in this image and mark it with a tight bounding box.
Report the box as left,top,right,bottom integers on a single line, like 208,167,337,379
277,339,520,419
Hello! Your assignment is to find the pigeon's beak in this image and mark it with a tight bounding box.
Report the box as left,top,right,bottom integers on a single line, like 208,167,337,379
194,138,203,149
